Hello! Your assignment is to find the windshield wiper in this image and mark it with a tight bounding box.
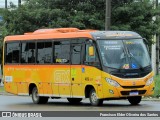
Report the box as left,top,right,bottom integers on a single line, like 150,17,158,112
126,47,144,71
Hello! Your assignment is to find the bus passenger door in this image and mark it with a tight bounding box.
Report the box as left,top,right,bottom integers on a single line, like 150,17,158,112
54,41,71,97
82,42,103,99
71,44,84,97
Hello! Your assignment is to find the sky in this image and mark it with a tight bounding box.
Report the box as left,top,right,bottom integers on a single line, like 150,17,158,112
0,0,19,8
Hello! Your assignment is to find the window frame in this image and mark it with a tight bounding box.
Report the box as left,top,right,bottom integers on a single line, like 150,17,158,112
70,38,86,65
36,40,53,65
5,41,21,65
83,39,102,70
20,40,36,65
4,37,91,65
53,39,71,65
71,44,82,65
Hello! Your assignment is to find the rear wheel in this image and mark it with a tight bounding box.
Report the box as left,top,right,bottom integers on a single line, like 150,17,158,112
67,98,82,104
128,96,142,105
89,89,103,106
32,87,49,104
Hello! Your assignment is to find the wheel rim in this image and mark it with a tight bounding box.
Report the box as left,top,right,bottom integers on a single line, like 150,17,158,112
91,91,97,103
33,88,39,102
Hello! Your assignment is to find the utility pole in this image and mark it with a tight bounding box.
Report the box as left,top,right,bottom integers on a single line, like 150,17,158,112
5,0,7,9
156,0,159,75
105,0,111,30
18,0,21,7
151,0,158,75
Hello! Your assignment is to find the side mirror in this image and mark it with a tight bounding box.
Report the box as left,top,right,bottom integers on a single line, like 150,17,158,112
143,38,149,45
89,46,94,56
143,38,150,52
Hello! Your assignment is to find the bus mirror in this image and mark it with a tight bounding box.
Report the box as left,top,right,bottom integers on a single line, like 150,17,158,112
143,38,149,51
89,46,94,56
143,38,149,45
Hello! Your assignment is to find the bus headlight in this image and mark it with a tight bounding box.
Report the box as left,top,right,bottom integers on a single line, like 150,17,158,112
146,77,154,86
106,78,120,87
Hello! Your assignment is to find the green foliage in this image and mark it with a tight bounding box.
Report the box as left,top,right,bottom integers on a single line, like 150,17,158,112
153,75,160,98
0,87,4,93
0,0,160,97
2,0,105,35
0,8,6,64
111,0,159,45
0,0,160,45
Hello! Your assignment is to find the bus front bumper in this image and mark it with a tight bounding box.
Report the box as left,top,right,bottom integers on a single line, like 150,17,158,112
101,82,154,99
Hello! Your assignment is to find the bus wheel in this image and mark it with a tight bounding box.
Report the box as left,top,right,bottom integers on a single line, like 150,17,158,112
67,98,82,104
128,96,142,105
89,89,103,106
32,87,49,104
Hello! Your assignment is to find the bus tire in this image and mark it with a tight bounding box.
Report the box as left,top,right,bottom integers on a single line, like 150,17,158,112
32,87,49,104
89,89,103,106
128,96,142,105
67,98,82,104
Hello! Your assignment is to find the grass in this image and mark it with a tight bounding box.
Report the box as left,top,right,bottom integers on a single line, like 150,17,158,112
0,86,4,93
153,75,160,98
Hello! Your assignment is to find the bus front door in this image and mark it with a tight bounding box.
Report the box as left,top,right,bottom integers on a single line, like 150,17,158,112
71,44,84,98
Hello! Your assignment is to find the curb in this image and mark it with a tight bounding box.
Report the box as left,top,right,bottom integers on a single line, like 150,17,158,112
0,92,13,96
142,98,160,101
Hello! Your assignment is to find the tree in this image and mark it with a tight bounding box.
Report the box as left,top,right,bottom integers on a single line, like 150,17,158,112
1,0,160,46
0,9,4,63
111,0,159,45
3,0,105,34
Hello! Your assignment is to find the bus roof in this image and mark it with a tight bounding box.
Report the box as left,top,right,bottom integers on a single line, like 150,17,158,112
4,28,142,42
4,28,95,42
90,31,142,40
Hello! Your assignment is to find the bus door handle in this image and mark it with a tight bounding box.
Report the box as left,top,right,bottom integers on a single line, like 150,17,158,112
72,78,74,81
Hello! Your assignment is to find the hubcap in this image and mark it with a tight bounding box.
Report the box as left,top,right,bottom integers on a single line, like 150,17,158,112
33,89,38,101
91,91,97,103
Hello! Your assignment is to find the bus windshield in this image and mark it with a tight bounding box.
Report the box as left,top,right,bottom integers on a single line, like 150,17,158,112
98,39,151,69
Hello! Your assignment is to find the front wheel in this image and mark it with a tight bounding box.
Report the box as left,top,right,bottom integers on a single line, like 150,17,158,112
128,96,142,105
32,87,49,104
89,89,103,106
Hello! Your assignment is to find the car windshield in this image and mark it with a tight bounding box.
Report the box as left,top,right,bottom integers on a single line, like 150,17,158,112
98,39,151,69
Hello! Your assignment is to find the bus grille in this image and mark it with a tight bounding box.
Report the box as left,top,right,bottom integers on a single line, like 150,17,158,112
121,90,146,95
121,85,145,89
112,72,150,78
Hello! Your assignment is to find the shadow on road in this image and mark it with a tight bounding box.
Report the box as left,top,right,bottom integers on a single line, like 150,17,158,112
8,100,142,108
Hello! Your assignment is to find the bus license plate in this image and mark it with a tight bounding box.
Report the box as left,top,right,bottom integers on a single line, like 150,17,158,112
129,92,139,96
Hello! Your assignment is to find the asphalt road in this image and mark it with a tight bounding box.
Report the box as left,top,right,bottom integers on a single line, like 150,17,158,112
0,95,159,111
0,95,160,120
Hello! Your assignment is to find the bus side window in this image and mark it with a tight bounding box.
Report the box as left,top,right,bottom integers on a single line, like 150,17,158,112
6,42,20,64
85,44,100,68
37,42,52,64
21,42,35,64
54,41,70,64
71,45,82,64
28,43,36,63
21,43,28,63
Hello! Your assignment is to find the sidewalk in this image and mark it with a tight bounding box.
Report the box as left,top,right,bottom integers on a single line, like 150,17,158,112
0,88,14,96
0,82,3,87
142,97,160,101
0,83,13,95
